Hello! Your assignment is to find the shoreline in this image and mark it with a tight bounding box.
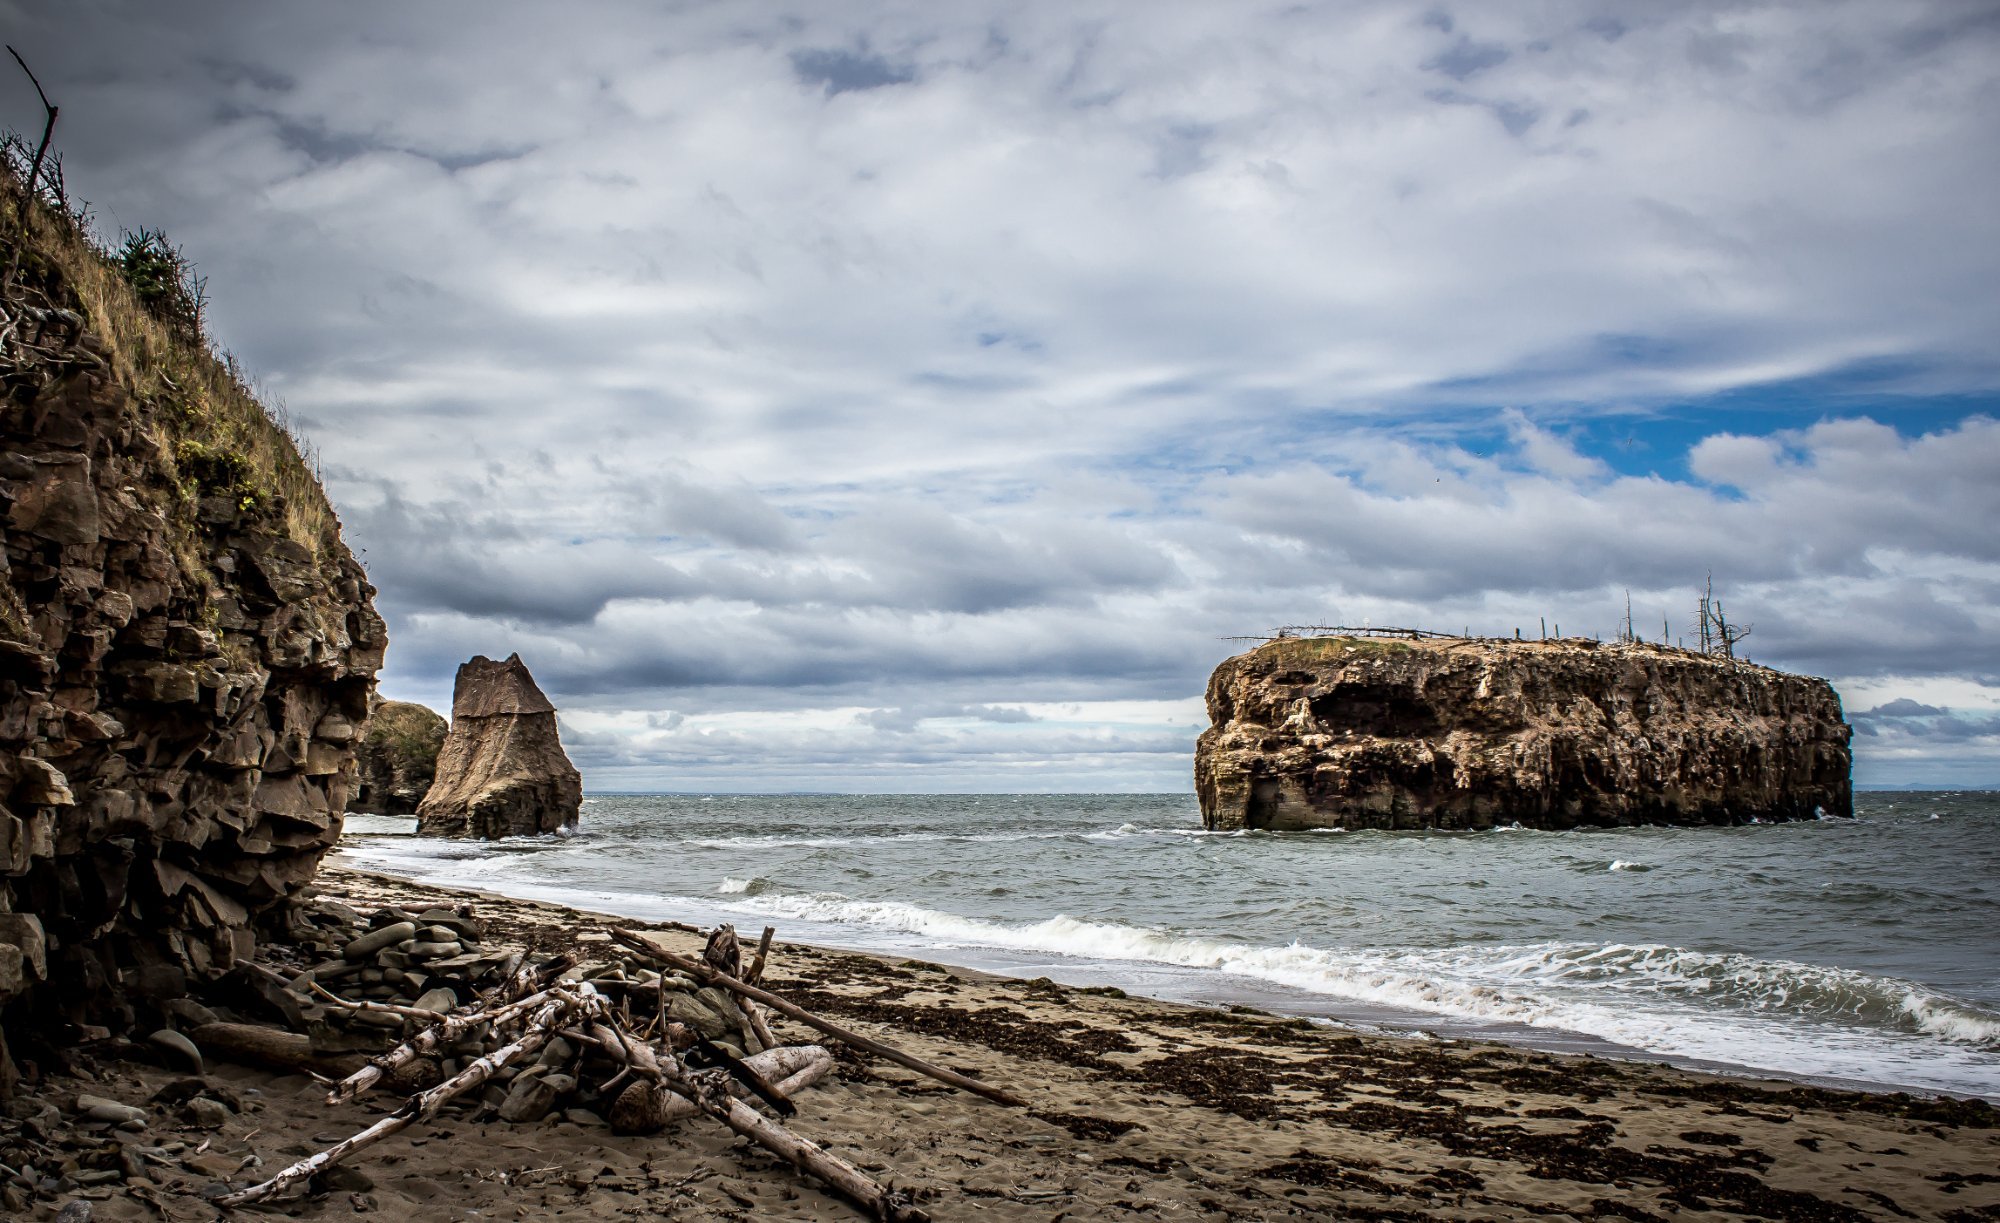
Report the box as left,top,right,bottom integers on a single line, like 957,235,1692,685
281,863,2000,1221
331,841,1998,1107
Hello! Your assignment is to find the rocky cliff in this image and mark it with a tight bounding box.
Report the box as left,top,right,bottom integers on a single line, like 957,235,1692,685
416,654,580,839
349,698,445,815
1195,635,1851,831
0,163,383,1071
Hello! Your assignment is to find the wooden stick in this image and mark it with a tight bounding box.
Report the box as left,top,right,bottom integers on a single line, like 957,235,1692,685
568,1002,924,1223
308,981,448,1022
656,1046,832,1125
610,929,1022,1108
2,45,57,289
219,995,572,1207
747,926,776,984
690,1073,928,1223
741,994,779,1053
327,988,555,1105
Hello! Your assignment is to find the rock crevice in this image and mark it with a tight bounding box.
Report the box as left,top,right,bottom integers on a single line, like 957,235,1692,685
1195,636,1851,831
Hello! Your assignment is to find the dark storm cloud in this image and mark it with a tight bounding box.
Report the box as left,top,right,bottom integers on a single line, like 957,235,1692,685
14,0,1999,788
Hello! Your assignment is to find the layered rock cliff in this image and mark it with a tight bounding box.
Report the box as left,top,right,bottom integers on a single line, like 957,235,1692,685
350,697,445,815
1195,636,1851,831
0,167,383,1066
416,654,581,839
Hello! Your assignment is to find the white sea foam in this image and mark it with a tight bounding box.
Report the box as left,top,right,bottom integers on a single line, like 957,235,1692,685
717,877,756,894
715,888,2000,1094
1608,860,1648,872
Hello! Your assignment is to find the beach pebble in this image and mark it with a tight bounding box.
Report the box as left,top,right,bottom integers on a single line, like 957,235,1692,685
181,1097,229,1130
75,1096,145,1127
343,921,416,960
55,1201,93,1223
147,1029,203,1075
407,940,461,959
413,987,458,1014
497,1073,561,1123
536,1037,574,1068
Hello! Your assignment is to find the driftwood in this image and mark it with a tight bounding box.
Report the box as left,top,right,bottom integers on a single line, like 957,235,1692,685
704,924,741,976
747,925,777,983
328,988,558,1105
608,1049,833,1133
217,924,939,1222
610,929,1024,1108
218,994,572,1207
188,1022,364,1078
570,993,924,1222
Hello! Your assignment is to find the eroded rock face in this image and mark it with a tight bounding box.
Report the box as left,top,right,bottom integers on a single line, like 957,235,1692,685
0,233,384,1054
1195,636,1851,831
350,698,446,815
416,654,581,839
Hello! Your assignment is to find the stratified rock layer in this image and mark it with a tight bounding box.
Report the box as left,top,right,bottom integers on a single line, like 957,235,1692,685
350,698,446,815
416,654,581,839
1195,636,1851,831
0,191,383,1055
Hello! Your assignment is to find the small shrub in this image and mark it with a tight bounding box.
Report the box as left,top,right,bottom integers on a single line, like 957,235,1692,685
117,227,206,342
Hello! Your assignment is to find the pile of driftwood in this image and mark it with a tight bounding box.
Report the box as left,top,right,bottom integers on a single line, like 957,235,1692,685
211,922,1020,1221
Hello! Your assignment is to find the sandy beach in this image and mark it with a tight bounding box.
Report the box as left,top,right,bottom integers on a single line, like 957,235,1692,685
5,863,1992,1223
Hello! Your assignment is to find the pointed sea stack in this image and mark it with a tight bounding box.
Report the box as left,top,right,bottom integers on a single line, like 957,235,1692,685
416,654,582,838
1196,635,1852,831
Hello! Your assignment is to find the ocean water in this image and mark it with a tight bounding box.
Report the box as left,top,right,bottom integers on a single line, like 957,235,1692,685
337,791,2000,1100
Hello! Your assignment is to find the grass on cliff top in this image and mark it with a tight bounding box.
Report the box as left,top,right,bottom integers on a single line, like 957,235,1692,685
0,135,340,562
1251,636,1415,666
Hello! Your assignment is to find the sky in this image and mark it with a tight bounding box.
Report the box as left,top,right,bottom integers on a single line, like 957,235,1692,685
8,0,1999,791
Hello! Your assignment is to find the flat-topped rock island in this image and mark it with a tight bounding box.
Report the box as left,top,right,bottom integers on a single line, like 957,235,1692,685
1195,633,1852,831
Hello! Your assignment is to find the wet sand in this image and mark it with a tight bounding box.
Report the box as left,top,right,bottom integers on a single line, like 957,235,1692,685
16,864,1999,1222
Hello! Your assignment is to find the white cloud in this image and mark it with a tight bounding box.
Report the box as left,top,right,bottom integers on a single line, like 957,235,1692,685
13,0,1999,788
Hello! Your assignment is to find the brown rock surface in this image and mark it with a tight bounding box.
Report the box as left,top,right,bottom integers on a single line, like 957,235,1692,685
0,167,383,1059
349,697,446,814
1196,635,1851,831
416,654,581,838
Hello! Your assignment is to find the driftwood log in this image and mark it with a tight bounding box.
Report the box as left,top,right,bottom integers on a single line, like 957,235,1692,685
217,993,573,1207
188,1023,365,1079
569,991,927,1223
327,987,559,1105
610,929,1024,1108
215,933,935,1223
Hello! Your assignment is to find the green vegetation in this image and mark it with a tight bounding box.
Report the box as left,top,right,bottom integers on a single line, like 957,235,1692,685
0,130,340,562
116,227,205,342
364,701,448,792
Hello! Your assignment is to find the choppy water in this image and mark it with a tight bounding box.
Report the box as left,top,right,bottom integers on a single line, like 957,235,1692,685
338,791,2000,1100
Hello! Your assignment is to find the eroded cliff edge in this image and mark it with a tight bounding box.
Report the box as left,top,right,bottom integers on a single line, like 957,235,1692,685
1195,636,1851,831
0,163,382,1065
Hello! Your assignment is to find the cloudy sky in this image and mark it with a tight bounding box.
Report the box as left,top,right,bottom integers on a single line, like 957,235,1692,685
12,0,2000,790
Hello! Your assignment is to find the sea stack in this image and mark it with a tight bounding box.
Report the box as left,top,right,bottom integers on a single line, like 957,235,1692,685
416,654,581,838
350,697,447,814
1195,635,1851,831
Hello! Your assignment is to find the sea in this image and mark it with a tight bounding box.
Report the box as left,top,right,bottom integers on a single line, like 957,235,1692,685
337,790,2000,1102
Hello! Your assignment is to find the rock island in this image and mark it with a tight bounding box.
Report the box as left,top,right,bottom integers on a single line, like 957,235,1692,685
1196,633,1852,831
